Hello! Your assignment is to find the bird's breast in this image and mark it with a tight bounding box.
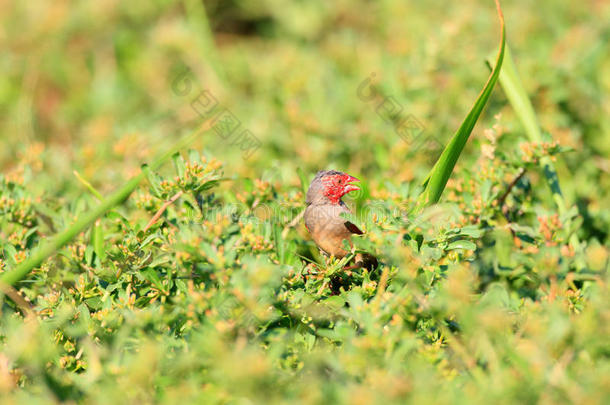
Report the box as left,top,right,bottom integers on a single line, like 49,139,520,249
304,203,353,258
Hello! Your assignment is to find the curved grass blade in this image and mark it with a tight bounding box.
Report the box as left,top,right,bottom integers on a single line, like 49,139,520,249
0,120,214,287
73,170,103,200
419,0,506,206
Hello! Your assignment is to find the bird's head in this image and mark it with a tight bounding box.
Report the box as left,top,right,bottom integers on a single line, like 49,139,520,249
306,170,360,205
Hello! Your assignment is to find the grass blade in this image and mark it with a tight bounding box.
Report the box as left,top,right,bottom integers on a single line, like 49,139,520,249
419,0,505,206
73,170,103,201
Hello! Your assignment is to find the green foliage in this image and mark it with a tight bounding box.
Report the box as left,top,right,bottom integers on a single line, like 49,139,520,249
1,0,609,404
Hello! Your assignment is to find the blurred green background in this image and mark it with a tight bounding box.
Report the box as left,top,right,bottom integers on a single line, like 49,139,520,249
2,0,608,201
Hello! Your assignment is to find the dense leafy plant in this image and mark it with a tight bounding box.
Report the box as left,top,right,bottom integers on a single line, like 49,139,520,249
1,0,609,404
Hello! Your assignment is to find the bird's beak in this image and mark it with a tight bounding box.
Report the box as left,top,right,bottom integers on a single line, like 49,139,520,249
343,175,360,194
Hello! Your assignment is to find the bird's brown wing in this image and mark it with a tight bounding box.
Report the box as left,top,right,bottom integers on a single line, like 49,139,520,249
344,221,364,235
345,222,377,269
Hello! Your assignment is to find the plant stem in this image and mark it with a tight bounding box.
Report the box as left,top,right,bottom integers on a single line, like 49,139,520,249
143,191,185,233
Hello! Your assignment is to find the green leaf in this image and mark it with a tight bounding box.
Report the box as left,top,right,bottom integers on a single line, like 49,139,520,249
147,255,172,268
91,220,106,261
85,296,103,310
139,232,160,249
141,268,165,291
194,180,219,193
3,244,18,267
447,240,477,251
172,152,186,178
457,225,485,239
420,0,505,206
324,295,345,311
144,165,165,199
273,224,285,264
188,149,200,163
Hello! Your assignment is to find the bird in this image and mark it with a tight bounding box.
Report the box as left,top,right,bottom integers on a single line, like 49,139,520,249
304,170,378,270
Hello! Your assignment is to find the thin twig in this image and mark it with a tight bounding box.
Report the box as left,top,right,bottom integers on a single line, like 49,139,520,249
143,191,184,232
281,208,305,238
497,168,527,239
316,279,328,296
498,167,526,215
0,281,35,319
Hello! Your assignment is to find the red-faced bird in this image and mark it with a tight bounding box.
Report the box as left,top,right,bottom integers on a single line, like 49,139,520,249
304,170,377,269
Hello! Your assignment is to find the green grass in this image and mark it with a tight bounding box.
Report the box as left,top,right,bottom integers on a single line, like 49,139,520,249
1,0,609,404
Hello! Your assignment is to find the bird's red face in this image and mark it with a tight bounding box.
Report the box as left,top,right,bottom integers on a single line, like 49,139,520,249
321,173,360,204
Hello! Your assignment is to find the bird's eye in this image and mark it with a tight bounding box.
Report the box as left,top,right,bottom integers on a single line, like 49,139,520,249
337,178,343,184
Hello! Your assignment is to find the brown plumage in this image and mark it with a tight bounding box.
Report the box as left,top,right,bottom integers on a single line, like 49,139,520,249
304,170,378,270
